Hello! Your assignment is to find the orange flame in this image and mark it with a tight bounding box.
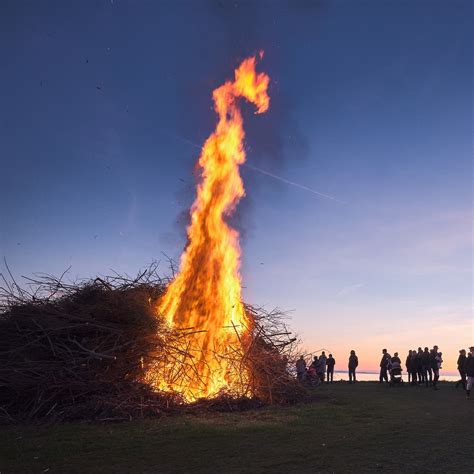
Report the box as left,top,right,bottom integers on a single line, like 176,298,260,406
156,55,270,400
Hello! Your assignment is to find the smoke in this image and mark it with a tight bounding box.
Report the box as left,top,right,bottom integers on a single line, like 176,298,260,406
168,0,329,243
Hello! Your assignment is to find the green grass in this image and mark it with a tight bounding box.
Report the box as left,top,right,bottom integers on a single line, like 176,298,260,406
1,382,472,473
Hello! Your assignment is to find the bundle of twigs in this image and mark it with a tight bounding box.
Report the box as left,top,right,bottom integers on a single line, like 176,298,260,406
0,263,304,423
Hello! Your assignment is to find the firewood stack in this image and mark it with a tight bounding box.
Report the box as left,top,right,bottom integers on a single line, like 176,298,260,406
0,264,305,423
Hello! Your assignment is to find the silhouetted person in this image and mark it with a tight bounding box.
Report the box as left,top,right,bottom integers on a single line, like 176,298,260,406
296,355,306,381
310,355,322,385
319,351,327,382
391,352,401,365
416,347,424,383
431,346,441,390
388,352,401,373
406,350,412,383
466,346,474,398
379,348,390,383
456,349,467,389
410,349,418,385
422,347,432,386
326,354,335,383
348,350,358,383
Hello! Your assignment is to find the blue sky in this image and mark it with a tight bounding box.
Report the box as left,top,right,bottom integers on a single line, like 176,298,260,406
1,0,472,371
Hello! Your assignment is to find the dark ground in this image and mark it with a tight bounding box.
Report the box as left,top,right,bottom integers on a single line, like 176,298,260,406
1,382,472,473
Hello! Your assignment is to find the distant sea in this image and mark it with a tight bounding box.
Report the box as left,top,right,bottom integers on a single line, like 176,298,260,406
332,371,459,382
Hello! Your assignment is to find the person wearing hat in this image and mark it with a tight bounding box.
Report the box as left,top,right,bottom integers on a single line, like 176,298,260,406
466,346,474,398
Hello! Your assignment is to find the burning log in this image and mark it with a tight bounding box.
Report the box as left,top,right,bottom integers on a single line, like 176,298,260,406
0,264,305,423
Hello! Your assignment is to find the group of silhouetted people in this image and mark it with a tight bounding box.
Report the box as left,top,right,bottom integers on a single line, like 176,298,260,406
295,346,474,396
296,350,358,385
456,346,474,398
296,351,336,385
380,346,443,389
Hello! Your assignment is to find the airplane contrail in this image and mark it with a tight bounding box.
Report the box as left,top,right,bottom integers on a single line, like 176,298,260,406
243,163,347,205
168,131,346,205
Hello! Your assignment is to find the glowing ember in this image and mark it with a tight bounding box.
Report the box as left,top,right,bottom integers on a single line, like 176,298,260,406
155,54,270,401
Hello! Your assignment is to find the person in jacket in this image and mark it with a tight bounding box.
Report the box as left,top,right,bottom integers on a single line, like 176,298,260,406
410,349,418,385
296,355,307,381
406,350,413,383
390,352,401,366
319,351,327,382
379,348,391,383
422,347,432,387
416,347,424,383
326,354,336,383
465,346,474,398
348,350,358,383
388,352,401,372
310,356,322,385
456,349,467,390
308,356,321,385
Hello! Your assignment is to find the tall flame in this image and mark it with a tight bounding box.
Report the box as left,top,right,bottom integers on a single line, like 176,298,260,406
157,55,270,400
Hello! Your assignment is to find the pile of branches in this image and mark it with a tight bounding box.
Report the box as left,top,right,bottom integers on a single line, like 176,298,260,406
0,263,305,424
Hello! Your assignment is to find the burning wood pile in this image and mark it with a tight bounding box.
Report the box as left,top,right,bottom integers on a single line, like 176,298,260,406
0,265,302,423
0,54,307,424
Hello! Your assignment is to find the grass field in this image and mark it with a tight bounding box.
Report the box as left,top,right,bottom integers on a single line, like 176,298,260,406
1,382,473,473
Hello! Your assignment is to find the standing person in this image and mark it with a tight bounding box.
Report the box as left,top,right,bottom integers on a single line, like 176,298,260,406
348,350,358,384
406,350,413,383
410,349,418,385
319,351,327,382
431,346,441,390
313,355,324,382
422,347,432,387
456,349,467,389
326,354,336,383
417,347,424,384
296,355,307,381
310,356,322,385
465,346,474,399
379,349,391,383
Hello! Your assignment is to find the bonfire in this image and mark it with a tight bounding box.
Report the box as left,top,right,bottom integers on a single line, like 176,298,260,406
0,55,304,423
149,53,271,401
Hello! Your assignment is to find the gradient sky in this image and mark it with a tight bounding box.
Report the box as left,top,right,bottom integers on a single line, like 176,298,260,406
1,0,472,373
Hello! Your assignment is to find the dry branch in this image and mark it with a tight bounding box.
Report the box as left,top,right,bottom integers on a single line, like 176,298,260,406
0,264,305,423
